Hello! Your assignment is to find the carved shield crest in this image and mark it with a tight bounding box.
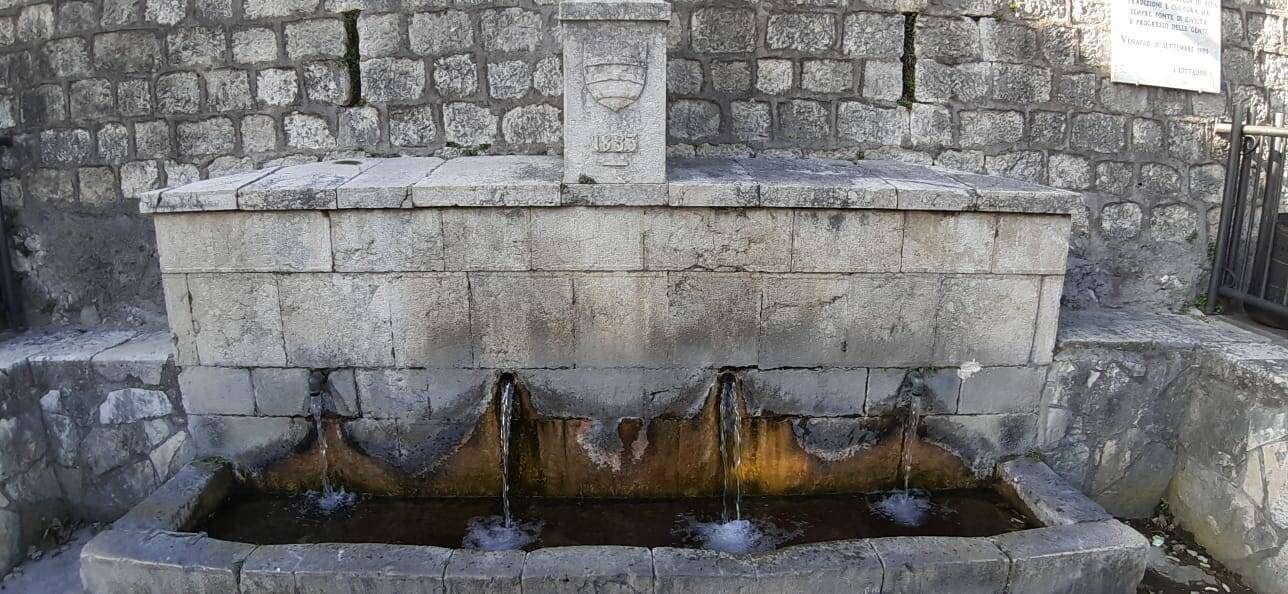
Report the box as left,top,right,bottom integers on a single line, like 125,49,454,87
584,44,648,112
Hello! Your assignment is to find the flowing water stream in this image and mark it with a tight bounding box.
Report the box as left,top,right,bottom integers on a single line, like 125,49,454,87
717,374,742,523
307,391,354,513
461,375,539,550
874,371,932,526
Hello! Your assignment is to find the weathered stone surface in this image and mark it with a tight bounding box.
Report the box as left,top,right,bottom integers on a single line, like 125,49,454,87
239,160,372,210
846,274,940,367
386,273,473,368
996,458,1113,526
561,183,667,207
666,158,758,207
470,274,574,368
521,368,708,420
354,368,491,422
743,158,897,209
186,273,287,366
792,210,902,273
279,274,395,368
992,521,1148,594
187,414,310,470
521,546,653,594
91,331,172,385
958,366,1047,414
179,367,254,415
441,209,531,271
866,368,960,415
154,211,331,273
413,156,560,207
151,168,278,213
250,368,311,417
759,276,849,367
902,212,996,273
531,207,643,271
935,275,1040,365
444,549,524,594
99,388,173,424
80,530,255,594
922,414,1037,476
1031,276,1063,365
243,543,452,594
744,369,866,417
572,273,669,368
667,273,759,367
330,210,445,272
754,540,883,593
113,460,232,532
337,157,443,209
653,547,756,594
993,214,1071,274
643,208,790,272
871,537,1009,594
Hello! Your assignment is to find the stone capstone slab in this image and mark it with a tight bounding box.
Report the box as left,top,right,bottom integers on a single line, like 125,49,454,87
521,546,654,593
652,547,757,594
444,548,525,594
991,521,1148,594
996,458,1113,527
113,460,232,532
144,157,1079,214
753,539,884,593
241,542,452,594
80,530,255,594
870,536,1011,594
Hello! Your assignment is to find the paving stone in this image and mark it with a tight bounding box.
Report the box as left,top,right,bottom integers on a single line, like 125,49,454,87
186,273,287,367
80,530,255,594
531,207,643,271
388,273,473,368
754,540,883,593
644,208,790,272
445,549,525,594
996,458,1113,526
178,367,254,415
238,159,375,210
470,274,574,368
331,210,445,272
279,274,395,368
155,211,331,273
413,156,560,207
442,208,531,271
991,521,1148,594
521,546,653,594
958,366,1047,414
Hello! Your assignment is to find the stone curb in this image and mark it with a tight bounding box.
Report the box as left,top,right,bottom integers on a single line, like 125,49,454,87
995,457,1114,526
140,157,1080,215
81,459,1150,594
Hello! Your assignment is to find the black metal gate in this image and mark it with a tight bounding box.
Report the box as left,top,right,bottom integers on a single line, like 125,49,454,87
1205,107,1288,321
0,135,21,330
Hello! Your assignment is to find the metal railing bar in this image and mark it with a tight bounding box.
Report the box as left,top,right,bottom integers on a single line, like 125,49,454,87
1215,122,1288,138
1207,107,1247,313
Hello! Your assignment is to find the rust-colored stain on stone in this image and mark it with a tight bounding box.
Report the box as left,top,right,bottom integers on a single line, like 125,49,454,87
249,373,978,497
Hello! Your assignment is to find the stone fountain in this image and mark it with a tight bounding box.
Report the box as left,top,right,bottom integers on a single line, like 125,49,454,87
80,1,1148,592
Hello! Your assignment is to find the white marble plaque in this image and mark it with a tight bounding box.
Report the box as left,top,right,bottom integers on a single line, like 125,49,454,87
1111,0,1220,93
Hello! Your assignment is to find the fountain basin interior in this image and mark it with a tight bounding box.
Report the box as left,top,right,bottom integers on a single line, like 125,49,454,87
82,458,1148,593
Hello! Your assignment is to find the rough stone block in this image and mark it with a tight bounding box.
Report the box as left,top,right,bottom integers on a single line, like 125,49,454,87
759,276,850,367
744,369,867,417
531,207,643,271
992,214,1071,274
388,273,473,368
792,210,902,273
251,367,311,416
114,460,232,532
991,521,1148,594
667,273,760,367
1031,276,1063,365
922,414,1037,476
573,273,669,368
185,273,286,367
337,157,443,209
355,368,491,422
561,184,668,207
643,208,790,272
330,210,445,272
153,168,279,213
471,274,575,368
866,368,960,415
521,368,710,420
154,211,332,273
413,156,561,207
902,212,996,273
91,330,171,385
935,275,1040,366
521,546,654,594
744,158,897,209
187,414,310,469
754,540,883,593
846,274,940,367
652,547,757,594
666,158,759,207
179,367,254,415
239,160,374,210
445,549,525,594
80,530,255,594
996,458,1113,526
871,537,1009,594
958,366,1047,414
442,209,531,271
279,274,395,368
243,543,452,594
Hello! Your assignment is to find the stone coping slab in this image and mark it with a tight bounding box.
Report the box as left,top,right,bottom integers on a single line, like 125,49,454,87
81,458,1146,593
140,157,1079,215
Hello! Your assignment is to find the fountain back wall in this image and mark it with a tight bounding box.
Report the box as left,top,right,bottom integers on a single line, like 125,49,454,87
144,155,1073,497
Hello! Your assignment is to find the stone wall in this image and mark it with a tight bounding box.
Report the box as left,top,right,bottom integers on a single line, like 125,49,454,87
0,329,187,576
1039,310,1288,594
0,0,1269,325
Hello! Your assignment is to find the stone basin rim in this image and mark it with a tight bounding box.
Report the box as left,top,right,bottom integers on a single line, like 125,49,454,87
138,156,1081,215
81,458,1147,593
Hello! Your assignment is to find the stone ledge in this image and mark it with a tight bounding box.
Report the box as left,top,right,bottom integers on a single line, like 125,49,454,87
995,458,1113,526
140,157,1080,215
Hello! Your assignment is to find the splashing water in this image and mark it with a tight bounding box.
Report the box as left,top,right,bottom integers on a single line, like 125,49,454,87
678,516,799,554
499,377,515,527
462,516,540,551
717,375,742,523
873,490,932,526
306,392,355,514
